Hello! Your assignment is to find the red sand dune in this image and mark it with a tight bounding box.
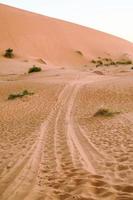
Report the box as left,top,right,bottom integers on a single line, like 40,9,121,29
0,3,133,67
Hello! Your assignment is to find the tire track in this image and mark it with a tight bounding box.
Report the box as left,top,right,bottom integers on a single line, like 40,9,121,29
66,84,96,173
54,85,76,172
0,85,69,200
0,76,123,199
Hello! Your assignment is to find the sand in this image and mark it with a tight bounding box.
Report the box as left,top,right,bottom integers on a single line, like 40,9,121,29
0,66,133,200
0,3,133,200
0,3,133,67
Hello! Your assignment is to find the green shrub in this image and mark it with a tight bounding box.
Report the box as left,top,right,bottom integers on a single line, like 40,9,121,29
94,108,120,117
4,48,14,58
8,90,34,100
28,65,42,73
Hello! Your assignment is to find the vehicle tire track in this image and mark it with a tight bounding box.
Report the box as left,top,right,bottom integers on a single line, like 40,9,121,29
0,77,120,199
0,85,69,200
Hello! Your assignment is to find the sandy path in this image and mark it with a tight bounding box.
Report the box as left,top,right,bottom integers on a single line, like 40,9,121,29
0,71,133,199
0,78,105,199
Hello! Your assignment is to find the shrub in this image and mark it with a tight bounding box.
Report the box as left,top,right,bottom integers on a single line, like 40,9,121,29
97,60,103,65
110,62,116,65
8,90,34,100
104,58,109,62
91,60,96,64
94,108,120,117
116,60,132,65
126,60,132,64
4,48,14,58
131,67,133,70
28,65,42,73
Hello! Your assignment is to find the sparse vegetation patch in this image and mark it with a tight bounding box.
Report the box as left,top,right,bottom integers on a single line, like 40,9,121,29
116,60,132,65
91,57,132,67
94,108,120,117
91,60,96,64
28,65,42,73
8,90,34,100
4,48,14,58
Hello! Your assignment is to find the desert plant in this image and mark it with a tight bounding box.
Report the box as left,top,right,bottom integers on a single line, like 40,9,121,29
110,62,116,65
97,60,103,66
125,60,132,64
91,60,96,64
4,48,14,58
116,60,132,65
8,90,34,100
104,58,109,62
94,108,120,117
28,65,42,73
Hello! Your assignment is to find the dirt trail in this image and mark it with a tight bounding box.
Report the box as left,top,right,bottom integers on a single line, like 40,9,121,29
0,78,101,199
0,72,133,199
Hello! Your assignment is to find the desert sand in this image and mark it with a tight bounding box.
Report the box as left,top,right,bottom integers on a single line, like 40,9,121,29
0,4,133,200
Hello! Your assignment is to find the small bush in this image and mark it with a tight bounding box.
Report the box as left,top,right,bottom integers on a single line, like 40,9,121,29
94,108,120,117
131,67,133,70
110,62,116,65
8,90,34,100
4,48,14,58
116,60,132,65
91,60,96,64
97,60,103,65
28,65,42,73
104,58,109,62
124,60,132,64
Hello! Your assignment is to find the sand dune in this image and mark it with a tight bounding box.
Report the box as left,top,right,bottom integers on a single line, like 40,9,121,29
0,3,133,67
0,3,133,200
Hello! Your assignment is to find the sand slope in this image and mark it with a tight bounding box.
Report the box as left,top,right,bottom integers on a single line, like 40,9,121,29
0,3,133,67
